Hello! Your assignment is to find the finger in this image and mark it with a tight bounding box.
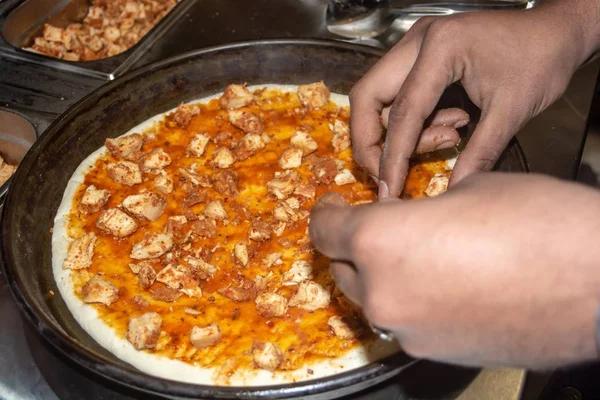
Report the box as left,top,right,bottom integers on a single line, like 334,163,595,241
381,45,458,197
429,108,470,129
330,261,363,306
381,106,390,129
350,19,434,178
449,100,525,186
382,107,469,130
414,125,461,154
309,196,357,260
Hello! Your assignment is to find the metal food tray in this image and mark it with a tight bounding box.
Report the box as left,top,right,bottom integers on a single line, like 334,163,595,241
0,0,197,80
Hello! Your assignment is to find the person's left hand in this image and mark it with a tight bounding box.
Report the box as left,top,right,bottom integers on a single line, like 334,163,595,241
309,172,600,368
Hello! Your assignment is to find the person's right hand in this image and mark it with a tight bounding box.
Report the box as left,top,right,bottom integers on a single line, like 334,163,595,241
350,0,599,197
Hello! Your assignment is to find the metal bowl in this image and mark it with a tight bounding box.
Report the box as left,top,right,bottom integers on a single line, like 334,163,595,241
0,109,37,202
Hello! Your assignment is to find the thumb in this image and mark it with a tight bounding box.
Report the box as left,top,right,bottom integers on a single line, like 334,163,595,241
449,101,525,186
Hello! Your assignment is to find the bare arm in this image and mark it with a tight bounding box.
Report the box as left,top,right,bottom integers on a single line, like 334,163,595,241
350,0,600,197
309,173,600,368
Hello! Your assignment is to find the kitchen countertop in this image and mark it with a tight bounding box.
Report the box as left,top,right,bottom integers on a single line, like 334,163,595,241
0,0,598,399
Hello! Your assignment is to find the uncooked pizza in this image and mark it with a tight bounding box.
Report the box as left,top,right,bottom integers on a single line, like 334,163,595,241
52,82,455,385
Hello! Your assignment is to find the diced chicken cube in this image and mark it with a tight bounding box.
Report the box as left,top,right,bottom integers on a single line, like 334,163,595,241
131,295,150,310
121,192,167,221
88,36,104,53
297,81,330,109
139,148,172,172
172,103,200,127
228,109,264,134
255,292,288,318
328,316,361,340
273,198,303,223
156,264,184,289
129,262,143,274
334,159,345,171
272,221,286,236
136,262,157,289
0,163,16,186
180,274,203,298
104,26,121,42
255,273,273,293
273,204,289,222
330,120,351,153
263,253,283,268
334,169,357,186
63,233,97,270
424,173,449,197
192,219,216,239
241,133,265,151
252,340,283,371
180,165,211,187
31,37,65,58
166,215,189,238
43,24,64,42
154,172,173,194
233,242,250,267
203,200,228,220
96,208,138,237
294,183,316,199
190,324,222,349
150,286,181,303
126,312,162,350
105,134,143,159
289,280,330,311
267,170,300,200
106,44,123,58
184,256,218,279
213,170,239,197
187,133,210,157
212,148,235,169
82,275,119,306
220,84,254,110
233,133,265,161
130,233,174,260
290,130,318,155
63,51,80,61
282,260,313,285
85,5,104,24
218,278,255,302
278,147,303,169
78,185,110,214
312,157,338,185
285,198,300,210
249,219,271,242
107,161,142,186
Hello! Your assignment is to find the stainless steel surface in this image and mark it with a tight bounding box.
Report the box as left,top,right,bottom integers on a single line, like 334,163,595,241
0,0,596,399
0,109,38,201
0,285,59,400
0,0,198,79
326,0,535,39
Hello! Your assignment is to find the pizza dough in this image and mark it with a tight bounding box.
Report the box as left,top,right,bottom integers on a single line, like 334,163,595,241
52,84,454,385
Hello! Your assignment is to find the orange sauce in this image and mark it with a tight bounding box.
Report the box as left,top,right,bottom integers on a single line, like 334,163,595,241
65,88,447,375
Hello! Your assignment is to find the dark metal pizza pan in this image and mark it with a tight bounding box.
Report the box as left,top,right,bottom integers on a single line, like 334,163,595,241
0,39,528,399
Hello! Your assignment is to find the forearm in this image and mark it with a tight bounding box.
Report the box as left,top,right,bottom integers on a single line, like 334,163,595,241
535,0,600,68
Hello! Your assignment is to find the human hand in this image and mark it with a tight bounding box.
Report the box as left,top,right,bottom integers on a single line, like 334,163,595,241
350,1,599,197
309,173,600,368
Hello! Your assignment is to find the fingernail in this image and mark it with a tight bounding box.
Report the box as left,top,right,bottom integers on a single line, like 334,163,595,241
454,118,470,129
369,174,380,185
314,192,348,210
378,180,389,199
434,141,456,151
